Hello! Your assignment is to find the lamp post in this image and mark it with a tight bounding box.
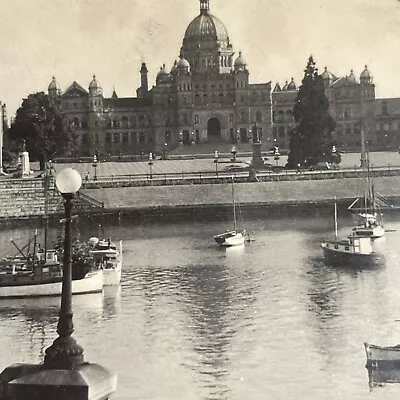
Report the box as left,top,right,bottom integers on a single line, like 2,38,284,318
44,167,83,369
231,145,237,163
92,154,98,181
0,166,117,399
214,150,219,175
148,152,153,179
273,142,280,167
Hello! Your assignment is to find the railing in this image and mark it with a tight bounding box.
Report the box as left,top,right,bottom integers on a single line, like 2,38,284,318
79,164,400,188
77,192,104,208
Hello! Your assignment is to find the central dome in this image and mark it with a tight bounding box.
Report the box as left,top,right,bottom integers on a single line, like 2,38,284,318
184,13,229,42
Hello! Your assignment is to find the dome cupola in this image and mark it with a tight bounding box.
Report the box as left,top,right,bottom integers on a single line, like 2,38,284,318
177,55,190,70
346,69,357,84
282,80,289,91
234,51,247,72
287,78,296,90
180,0,233,75
360,65,372,84
273,83,282,92
156,64,170,84
89,74,103,95
48,76,61,97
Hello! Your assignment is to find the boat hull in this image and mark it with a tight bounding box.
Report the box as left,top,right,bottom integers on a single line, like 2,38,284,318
215,231,245,247
321,245,385,267
103,260,122,286
364,342,400,368
0,269,103,299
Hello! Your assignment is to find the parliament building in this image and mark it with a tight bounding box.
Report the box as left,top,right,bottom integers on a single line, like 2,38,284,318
45,0,398,157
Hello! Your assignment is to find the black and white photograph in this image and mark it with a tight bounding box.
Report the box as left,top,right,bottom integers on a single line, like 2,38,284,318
1,0,400,399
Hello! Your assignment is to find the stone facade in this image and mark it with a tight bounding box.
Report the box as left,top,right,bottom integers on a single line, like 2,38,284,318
44,0,393,156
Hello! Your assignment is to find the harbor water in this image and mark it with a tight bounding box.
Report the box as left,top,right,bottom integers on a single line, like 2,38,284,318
1,208,400,399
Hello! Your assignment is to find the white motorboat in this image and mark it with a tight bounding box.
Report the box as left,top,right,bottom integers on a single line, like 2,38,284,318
89,237,123,286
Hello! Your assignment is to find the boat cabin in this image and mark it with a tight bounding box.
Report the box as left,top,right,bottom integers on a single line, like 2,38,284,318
323,235,374,255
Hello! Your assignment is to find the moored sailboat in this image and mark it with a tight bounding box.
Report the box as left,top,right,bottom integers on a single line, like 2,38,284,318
348,129,385,239
214,179,246,247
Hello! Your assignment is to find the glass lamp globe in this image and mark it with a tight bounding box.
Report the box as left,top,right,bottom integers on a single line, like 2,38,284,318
55,168,82,194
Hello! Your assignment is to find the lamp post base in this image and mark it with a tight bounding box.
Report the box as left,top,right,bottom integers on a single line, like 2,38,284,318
0,362,117,400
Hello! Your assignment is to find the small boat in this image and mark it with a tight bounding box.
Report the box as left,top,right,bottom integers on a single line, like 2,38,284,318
0,247,103,299
364,342,400,369
89,237,123,286
214,179,246,247
352,213,385,239
321,201,385,267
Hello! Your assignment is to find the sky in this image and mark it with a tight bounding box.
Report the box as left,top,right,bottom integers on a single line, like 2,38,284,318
1,0,400,118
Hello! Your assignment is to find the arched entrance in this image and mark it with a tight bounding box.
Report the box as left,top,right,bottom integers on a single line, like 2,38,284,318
207,118,222,142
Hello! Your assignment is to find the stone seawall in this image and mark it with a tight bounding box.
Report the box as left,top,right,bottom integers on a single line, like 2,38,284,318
1,175,400,221
0,178,63,220
81,175,400,213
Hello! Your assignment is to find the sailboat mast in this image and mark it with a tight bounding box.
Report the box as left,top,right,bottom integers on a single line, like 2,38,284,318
232,178,237,231
334,197,338,240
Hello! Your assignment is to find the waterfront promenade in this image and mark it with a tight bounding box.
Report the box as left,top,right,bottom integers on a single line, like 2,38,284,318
1,151,400,220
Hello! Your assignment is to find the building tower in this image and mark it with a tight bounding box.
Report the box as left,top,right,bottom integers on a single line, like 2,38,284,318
137,62,149,98
181,0,234,75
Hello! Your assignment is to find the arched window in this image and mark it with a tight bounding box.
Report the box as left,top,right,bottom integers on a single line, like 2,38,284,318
194,94,200,104
219,93,224,103
131,116,137,127
203,94,208,103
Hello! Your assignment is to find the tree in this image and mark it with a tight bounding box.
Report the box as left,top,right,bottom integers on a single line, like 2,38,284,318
8,92,78,169
287,56,336,168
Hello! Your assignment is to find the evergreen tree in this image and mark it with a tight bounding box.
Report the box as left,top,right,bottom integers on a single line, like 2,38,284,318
8,92,78,169
287,56,336,168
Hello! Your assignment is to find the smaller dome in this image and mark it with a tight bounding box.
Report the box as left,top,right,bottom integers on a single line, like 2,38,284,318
89,74,101,90
347,70,357,83
360,65,371,79
273,83,281,92
170,60,178,74
156,64,168,77
234,51,246,70
282,80,289,91
287,78,296,90
48,76,60,91
321,67,331,80
177,56,190,70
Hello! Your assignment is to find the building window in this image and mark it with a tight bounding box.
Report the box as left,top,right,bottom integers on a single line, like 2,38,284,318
194,115,199,125
106,133,111,144
139,132,146,143
113,133,120,143
139,115,145,127
229,114,234,123
94,120,99,128
122,132,129,144
131,116,137,127
278,127,285,137
240,112,246,123
256,111,263,123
